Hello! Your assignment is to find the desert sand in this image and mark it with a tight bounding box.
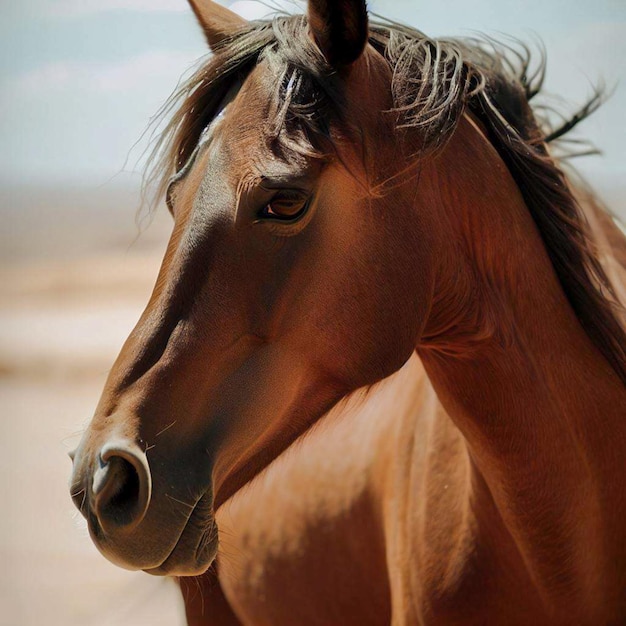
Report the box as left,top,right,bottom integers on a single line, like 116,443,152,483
0,185,187,625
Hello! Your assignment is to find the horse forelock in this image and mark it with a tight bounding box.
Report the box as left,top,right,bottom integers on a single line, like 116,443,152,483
144,12,626,384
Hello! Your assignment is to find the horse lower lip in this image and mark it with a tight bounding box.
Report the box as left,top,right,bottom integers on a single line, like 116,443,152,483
143,524,217,577
144,494,217,576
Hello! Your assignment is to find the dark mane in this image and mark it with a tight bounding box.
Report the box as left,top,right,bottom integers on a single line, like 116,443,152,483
146,14,626,384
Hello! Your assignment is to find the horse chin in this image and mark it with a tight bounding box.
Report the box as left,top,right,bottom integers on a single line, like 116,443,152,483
87,487,219,577
143,495,219,577
143,529,218,577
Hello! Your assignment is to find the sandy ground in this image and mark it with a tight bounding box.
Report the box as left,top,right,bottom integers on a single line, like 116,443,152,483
0,187,187,625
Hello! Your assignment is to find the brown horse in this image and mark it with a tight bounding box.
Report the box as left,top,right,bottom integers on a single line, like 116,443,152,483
69,1,626,624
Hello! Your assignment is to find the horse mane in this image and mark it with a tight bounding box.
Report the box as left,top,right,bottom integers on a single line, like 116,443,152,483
146,14,626,384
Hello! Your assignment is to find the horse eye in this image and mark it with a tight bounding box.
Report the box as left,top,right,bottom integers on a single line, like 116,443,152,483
262,192,309,221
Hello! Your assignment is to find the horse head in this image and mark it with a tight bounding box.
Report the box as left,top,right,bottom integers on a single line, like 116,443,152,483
69,0,438,576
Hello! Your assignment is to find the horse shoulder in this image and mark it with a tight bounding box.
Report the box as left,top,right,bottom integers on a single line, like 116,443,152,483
211,355,433,625
210,353,549,625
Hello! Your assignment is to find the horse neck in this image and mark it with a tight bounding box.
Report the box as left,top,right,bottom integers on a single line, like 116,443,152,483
414,116,626,613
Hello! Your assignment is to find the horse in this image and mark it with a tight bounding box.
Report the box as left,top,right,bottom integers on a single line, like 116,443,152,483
69,1,626,624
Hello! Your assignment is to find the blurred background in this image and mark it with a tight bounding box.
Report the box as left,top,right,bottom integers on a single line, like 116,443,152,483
0,1,624,624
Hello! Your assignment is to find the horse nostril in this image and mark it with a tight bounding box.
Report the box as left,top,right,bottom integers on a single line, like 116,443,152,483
93,443,151,532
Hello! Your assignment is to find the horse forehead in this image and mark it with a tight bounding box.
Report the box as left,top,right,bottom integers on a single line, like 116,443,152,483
221,65,279,148
218,73,310,179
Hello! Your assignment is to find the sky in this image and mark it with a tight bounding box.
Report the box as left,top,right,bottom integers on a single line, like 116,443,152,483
0,0,624,190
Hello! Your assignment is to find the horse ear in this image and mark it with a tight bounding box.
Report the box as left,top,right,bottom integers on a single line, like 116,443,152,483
307,0,369,67
188,0,248,50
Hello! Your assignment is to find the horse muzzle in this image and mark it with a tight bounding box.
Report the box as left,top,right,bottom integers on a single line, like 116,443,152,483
69,434,217,576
